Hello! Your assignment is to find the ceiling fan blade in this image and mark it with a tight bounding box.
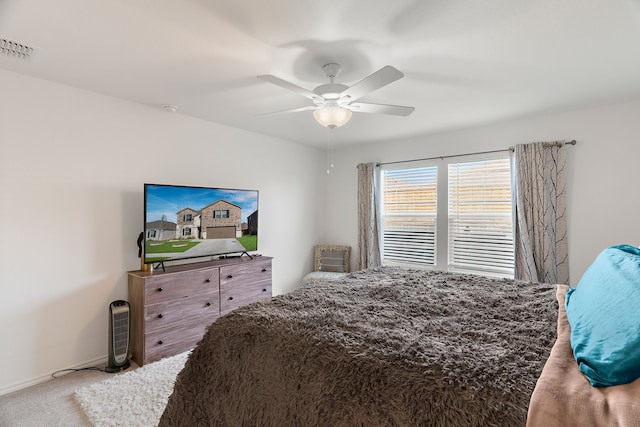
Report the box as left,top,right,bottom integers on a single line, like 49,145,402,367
340,66,405,102
347,102,415,116
257,75,320,101
256,105,318,117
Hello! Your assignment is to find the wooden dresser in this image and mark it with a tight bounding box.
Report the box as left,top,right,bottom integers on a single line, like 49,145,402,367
128,256,272,366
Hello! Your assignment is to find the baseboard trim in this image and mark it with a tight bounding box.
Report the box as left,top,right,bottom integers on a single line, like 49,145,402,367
0,355,109,396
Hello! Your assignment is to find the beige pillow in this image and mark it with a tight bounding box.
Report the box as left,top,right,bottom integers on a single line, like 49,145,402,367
319,250,346,272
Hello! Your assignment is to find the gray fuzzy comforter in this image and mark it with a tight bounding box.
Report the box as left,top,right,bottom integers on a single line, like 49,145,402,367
160,267,558,427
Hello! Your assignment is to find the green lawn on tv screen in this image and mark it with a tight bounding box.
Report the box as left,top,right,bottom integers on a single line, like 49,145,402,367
145,240,200,254
238,235,257,251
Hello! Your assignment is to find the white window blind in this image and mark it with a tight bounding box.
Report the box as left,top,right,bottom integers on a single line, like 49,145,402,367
381,167,437,266
448,159,513,276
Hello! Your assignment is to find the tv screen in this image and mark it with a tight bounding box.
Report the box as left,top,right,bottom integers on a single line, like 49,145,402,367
144,184,258,264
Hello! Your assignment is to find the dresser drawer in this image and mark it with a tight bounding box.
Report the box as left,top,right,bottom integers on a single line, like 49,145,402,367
143,320,209,365
144,268,219,305
220,259,272,290
144,291,219,333
220,279,272,315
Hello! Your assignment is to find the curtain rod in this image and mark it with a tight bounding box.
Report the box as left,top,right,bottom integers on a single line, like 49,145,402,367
377,139,576,167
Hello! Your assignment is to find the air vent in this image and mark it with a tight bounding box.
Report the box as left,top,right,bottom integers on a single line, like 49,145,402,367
0,38,34,59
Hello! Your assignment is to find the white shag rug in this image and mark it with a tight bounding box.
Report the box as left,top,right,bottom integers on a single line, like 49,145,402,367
75,352,189,427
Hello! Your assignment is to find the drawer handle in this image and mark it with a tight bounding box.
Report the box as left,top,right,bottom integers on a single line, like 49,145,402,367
158,340,163,345
157,314,163,319
205,278,211,283
227,275,233,279
206,302,211,307
157,287,163,292
262,268,267,272
228,296,234,301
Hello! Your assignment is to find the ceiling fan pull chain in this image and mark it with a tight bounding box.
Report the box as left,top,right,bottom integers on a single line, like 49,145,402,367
325,127,336,174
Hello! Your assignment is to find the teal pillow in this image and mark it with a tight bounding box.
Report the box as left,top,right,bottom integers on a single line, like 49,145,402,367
566,244,640,387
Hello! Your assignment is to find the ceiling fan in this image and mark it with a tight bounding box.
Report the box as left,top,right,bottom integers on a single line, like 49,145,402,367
257,63,415,128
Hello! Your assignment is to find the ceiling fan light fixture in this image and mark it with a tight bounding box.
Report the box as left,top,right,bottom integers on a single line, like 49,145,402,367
313,107,352,129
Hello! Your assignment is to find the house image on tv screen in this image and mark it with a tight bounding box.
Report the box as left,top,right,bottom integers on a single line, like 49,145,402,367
145,220,177,241
177,200,244,240
247,210,258,236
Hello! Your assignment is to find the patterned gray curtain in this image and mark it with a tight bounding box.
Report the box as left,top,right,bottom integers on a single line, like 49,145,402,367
513,142,569,284
357,163,381,270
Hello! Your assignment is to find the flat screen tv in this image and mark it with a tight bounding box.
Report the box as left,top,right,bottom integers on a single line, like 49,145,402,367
144,183,258,264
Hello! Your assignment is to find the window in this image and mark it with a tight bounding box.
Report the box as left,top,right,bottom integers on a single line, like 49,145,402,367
182,227,191,236
448,159,514,276
381,167,437,266
147,230,156,238
183,213,192,222
380,156,513,278
214,210,229,218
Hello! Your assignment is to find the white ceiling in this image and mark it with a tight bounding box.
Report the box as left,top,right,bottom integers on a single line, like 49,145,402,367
2,0,640,148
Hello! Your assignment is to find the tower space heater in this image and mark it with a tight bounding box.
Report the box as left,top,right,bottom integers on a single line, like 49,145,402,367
105,300,131,373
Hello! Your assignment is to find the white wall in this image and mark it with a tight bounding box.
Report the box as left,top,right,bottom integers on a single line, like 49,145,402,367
0,69,326,394
325,99,640,282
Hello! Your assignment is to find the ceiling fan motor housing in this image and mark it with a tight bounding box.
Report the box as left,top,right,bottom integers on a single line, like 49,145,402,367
314,83,349,100
315,63,349,102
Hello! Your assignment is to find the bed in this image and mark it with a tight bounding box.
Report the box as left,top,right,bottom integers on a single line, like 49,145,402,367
159,267,559,426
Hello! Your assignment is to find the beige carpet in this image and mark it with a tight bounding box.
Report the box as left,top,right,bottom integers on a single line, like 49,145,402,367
0,368,111,426
75,352,188,427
